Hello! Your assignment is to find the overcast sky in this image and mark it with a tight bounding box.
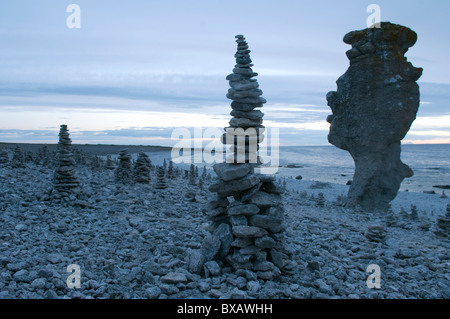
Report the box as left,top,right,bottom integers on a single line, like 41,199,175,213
0,0,449,146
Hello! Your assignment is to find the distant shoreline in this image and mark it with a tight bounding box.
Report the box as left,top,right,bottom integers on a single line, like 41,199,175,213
0,142,172,156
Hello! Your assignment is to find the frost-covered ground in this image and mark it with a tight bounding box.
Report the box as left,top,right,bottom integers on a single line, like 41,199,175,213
0,149,449,299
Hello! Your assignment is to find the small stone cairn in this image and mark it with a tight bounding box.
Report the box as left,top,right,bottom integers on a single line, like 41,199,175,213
11,145,25,168
0,149,9,165
134,151,151,184
435,204,450,237
194,35,286,280
155,165,168,189
53,124,80,194
115,149,134,184
105,155,115,170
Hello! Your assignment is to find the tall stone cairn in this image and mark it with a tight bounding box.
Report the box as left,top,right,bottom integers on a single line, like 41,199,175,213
115,149,133,184
134,151,151,183
53,124,80,193
326,22,423,211
195,35,286,280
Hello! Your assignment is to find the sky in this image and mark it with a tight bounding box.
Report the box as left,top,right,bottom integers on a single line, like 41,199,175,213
0,0,449,146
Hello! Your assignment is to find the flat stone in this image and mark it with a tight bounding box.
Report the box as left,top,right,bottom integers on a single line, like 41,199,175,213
231,101,264,111
227,203,260,216
229,117,263,128
239,245,262,255
245,191,283,209
209,174,260,197
213,163,254,182
254,236,276,249
232,225,268,239
230,110,264,120
230,215,248,227
229,81,259,91
248,214,284,233
161,272,187,284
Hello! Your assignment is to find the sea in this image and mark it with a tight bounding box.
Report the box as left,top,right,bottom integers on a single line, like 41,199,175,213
173,143,450,194
274,144,450,193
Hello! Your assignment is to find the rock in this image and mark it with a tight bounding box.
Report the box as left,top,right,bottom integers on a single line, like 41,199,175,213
145,286,161,299
245,191,283,209
14,224,27,231
307,261,321,272
44,290,59,299
213,163,255,182
161,272,188,284
232,225,268,239
13,269,33,282
115,149,134,185
248,214,284,233
159,283,179,295
200,234,221,261
203,261,221,277
30,278,47,289
208,174,261,196
227,203,260,216
326,22,422,211
365,224,387,242
188,250,205,275
255,236,276,249
213,223,234,258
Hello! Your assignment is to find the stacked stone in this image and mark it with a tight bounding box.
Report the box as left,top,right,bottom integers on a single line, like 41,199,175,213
167,160,175,179
155,166,168,189
11,145,25,168
435,204,450,237
365,224,386,242
53,124,80,193
0,149,9,165
114,149,133,184
189,164,196,185
134,151,151,183
200,35,286,280
105,155,115,170
221,34,265,164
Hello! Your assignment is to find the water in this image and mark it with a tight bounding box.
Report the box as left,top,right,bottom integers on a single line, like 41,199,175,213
171,143,450,193
275,144,450,193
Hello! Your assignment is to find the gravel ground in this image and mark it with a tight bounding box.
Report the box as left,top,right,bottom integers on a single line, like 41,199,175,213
0,160,449,299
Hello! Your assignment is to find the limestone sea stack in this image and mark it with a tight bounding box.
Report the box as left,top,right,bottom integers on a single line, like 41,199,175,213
326,22,423,211
194,35,286,280
53,124,80,194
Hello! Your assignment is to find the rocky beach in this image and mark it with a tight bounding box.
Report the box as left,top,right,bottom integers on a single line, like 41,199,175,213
0,143,448,299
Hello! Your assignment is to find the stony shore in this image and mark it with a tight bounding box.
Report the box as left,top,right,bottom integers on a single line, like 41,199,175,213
0,151,448,299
